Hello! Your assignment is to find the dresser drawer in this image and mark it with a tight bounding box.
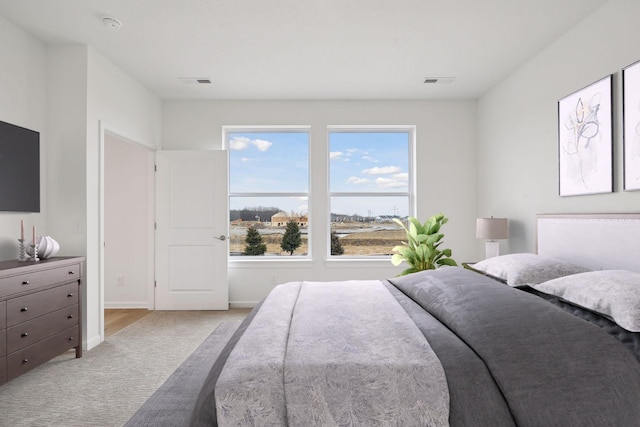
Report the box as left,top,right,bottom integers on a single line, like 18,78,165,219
0,329,5,356
0,263,81,299
7,325,79,381
0,356,6,385
6,304,79,354
0,301,5,329
7,282,78,327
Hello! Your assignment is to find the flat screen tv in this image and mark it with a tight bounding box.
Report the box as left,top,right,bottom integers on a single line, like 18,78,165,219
0,120,40,212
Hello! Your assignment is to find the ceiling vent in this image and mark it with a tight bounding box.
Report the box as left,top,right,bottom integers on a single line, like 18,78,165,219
179,77,212,85
423,77,455,84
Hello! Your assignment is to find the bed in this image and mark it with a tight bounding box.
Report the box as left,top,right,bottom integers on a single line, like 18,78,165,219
186,214,640,426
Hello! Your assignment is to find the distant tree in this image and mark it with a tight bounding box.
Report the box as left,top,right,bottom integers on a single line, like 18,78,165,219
330,231,344,255
280,220,302,255
244,226,267,255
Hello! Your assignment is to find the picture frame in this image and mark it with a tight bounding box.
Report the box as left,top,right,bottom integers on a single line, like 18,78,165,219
623,60,640,191
557,75,613,197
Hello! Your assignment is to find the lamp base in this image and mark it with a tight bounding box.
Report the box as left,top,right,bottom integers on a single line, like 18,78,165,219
484,240,500,259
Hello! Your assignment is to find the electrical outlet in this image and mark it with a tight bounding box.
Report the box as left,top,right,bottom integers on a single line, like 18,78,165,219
116,275,125,286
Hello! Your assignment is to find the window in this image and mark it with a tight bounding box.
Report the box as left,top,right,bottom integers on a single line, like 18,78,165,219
226,128,310,257
329,128,414,257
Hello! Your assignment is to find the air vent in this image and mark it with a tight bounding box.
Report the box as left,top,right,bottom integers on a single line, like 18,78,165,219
423,77,455,84
179,77,212,85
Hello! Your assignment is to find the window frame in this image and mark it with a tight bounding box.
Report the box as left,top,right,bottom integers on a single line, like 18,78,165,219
224,125,312,259
326,125,417,259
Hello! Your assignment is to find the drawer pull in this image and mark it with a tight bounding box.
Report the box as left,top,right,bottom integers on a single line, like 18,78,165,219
22,359,29,364
67,293,74,298
22,280,30,285
68,336,74,342
68,271,75,275
21,332,28,338
21,307,28,312
68,314,74,319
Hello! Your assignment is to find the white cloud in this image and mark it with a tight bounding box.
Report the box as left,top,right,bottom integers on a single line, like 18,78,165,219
229,136,250,150
391,172,408,181
362,166,401,175
252,139,273,152
241,157,252,162
346,176,370,185
362,155,379,163
376,177,406,188
330,151,343,159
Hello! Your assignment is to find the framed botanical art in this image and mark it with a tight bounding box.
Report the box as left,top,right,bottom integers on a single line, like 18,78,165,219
623,60,640,191
557,75,613,197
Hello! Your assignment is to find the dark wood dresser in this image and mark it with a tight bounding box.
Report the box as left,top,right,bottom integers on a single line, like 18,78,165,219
0,256,84,385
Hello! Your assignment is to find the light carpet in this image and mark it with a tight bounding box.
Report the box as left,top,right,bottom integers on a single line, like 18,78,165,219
0,309,249,427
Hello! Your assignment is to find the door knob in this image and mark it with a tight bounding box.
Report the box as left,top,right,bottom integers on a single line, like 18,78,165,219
214,235,228,241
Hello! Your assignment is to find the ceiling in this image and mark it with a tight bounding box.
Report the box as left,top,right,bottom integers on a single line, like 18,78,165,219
0,0,608,100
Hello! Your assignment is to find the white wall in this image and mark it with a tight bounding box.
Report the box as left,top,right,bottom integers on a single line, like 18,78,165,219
104,133,154,308
45,45,162,349
477,0,640,256
0,15,47,260
162,100,477,305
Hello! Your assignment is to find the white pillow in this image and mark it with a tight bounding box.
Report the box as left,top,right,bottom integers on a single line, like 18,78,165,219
531,270,640,332
471,253,590,287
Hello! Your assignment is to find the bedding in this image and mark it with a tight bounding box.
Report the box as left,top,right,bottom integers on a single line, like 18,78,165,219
530,269,640,332
519,285,640,363
470,253,591,286
190,267,640,427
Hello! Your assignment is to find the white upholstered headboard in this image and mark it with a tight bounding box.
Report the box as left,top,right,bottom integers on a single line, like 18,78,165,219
536,213,640,272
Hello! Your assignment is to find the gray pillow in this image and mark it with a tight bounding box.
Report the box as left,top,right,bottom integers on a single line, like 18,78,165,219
471,253,590,287
531,270,640,332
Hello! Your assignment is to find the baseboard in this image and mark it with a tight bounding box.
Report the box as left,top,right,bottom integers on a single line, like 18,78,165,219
85,334,102,351
229,301,259,309
104,301,149,309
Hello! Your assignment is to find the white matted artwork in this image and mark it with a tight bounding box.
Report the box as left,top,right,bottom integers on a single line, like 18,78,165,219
557,75,613,196
623,60,640,191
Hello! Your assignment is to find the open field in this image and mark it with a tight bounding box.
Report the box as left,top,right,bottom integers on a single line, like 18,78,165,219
229,225,406,256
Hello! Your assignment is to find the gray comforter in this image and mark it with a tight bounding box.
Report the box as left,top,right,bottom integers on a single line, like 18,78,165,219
191,267,640,427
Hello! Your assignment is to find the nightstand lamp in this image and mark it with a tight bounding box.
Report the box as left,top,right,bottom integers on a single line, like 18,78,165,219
476,217,509,259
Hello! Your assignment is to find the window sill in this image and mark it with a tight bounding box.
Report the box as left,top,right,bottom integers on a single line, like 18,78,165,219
229,258,316,269
323,257,397,269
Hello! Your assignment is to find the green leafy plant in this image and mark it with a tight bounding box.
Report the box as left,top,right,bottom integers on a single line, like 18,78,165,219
391,213,458,276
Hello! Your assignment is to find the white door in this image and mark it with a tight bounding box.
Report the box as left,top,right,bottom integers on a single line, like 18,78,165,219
155,150,229,310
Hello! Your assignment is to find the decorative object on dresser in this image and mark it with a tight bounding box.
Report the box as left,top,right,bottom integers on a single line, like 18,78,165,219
0,256,84,385
25,236,60,260
476,216,509,259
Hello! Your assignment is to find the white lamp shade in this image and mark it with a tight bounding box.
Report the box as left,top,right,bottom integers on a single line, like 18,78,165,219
476,217,509,240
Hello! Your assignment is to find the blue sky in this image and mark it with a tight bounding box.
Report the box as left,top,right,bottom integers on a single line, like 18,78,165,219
329,131,409,193
229,131,410,217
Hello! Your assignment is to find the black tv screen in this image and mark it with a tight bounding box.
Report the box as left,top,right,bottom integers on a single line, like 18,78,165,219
0,120,40,212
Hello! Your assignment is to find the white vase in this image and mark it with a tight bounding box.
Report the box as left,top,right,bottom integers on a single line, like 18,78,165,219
26,236,60,259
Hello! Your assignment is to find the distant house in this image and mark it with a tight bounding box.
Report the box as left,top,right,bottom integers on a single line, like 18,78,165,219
271,211,308,227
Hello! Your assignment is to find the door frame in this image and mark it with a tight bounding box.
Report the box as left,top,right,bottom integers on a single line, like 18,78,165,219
98,121,156,343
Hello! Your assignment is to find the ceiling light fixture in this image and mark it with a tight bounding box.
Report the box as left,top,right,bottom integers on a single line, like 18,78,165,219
102,16,123,31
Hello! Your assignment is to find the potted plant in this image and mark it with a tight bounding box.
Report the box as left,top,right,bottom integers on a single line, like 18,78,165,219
391,213,458,276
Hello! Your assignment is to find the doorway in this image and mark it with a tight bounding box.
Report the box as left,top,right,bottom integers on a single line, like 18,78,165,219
100,126,155,342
